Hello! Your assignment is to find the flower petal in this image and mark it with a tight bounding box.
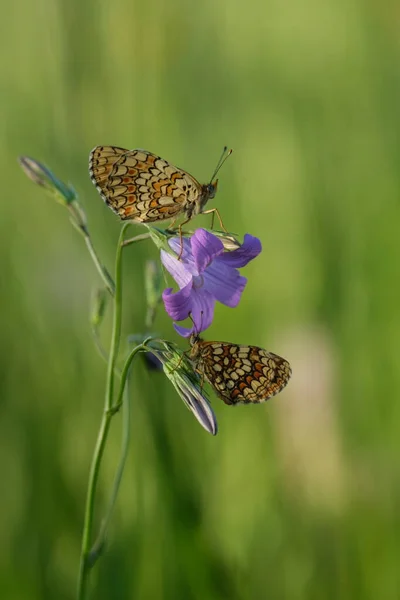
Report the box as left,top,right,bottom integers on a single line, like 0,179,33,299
216,234,262,268
167,237,199,276
174,288,215,337
176,376,218,435
168,236,191,258
162,281,193,321
191,229,224,274
203,260,247,307
161,249,193,289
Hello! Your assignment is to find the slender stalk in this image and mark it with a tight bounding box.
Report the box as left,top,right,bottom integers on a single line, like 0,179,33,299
87,380,131,567
112,340,150,411
77,223,130,600
84,235,115,296
104,223,131,411
68,204,115,296
77,412,112,599
85,339,152,568
121,232,151,247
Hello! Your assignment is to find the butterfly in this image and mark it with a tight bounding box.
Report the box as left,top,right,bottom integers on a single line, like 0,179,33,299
88,146,231,235
189,334,292,405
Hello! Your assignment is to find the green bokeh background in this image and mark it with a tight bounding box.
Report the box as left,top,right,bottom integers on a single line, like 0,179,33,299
2,1,400,598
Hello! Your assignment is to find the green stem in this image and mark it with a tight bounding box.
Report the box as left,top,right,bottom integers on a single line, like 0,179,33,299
87,382,131,568
84,235,115,296
86,337,153,567
68,203,115,296
121,232,151,247
77,223,130,600
77,412,112,600
105,223,131,410
110,337,152,412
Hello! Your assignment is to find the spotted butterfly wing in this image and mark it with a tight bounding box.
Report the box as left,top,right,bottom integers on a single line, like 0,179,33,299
190,336,292,405
89,146,214,223
89,146,129,202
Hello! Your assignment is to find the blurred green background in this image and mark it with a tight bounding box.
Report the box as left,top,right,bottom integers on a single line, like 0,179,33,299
2,0,400,598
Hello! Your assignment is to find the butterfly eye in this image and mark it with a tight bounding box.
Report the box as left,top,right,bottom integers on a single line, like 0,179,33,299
208,181,218,199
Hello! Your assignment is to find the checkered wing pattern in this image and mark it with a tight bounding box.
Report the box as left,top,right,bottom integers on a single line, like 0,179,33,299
89,146,207,222
190,337,292,405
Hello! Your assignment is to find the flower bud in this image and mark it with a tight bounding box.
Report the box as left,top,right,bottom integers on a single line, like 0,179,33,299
90,288,108,328
146,340,217,435
18,156,76,204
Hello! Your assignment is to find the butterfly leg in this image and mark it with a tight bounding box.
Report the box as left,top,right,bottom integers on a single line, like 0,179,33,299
210,211,215,230
168,349,187,373
176,217,191,260
165,217,188,260
169,217,178,230
202,208,228,232
192,364,207,394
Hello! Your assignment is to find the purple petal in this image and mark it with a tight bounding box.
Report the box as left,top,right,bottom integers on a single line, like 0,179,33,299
162,281,193,321
191,229,224,274
203,261,247,307
174,323,195,337
166,237,199,277
161,250,193,288
174,288,215,337
216,234,262,268
168,236,191,260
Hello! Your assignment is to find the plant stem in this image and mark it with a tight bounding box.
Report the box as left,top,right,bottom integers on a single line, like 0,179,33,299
121,231,151,247
84,235,115,296
104,223,130,412
77,412,112,600
87,340,143,567
85,339,152,568
112,339,151,411
77,223,130,600
68,203,116,296
87,381,131,568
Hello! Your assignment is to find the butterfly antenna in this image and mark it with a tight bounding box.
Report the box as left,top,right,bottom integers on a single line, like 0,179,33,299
209,146,233,184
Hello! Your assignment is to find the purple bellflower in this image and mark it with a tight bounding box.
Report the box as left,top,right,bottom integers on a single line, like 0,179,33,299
161,228,262,337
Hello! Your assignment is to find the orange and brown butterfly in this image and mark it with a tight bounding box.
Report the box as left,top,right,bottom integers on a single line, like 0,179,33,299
88,145,231,230
189,334,292,405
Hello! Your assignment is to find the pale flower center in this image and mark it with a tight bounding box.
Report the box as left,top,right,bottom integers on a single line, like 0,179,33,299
192,275,204,289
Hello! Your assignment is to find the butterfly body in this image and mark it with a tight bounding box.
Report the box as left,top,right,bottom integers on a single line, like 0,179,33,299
189,335,292,405
89,146,218,223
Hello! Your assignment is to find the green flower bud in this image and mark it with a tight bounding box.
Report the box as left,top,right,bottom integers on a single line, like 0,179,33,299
147,340,218,435
18,156,76,204
90,288,108,328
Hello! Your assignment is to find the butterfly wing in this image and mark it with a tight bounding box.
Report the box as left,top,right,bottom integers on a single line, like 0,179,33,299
89,145,130,202
89,146,202,222
198,342,292,405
